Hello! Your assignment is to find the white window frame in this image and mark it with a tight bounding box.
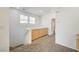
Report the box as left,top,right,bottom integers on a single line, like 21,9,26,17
20,15,28,23
20,15,36,24
29,16,35,24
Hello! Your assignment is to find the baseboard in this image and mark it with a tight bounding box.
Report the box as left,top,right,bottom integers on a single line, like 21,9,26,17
10,44,23,50
56,43,78,52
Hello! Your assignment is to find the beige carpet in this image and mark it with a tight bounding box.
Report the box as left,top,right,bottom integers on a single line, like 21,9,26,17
10,35,77,52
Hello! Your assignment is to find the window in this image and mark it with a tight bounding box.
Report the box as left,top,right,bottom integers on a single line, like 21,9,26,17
20,15,28,23
29,17,35,24
20,15,35,24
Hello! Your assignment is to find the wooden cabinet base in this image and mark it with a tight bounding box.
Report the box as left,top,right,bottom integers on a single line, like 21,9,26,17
32,28,48,41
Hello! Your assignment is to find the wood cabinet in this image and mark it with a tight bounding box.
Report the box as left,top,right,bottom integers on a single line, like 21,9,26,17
76,34,79,51
32,28,48,40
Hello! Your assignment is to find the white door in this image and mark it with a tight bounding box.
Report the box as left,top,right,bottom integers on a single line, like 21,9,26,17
0,8,9,51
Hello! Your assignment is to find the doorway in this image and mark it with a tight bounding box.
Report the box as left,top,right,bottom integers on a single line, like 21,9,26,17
51,18,56,37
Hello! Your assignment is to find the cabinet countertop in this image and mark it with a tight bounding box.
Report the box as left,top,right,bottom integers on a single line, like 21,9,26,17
26,27,48,30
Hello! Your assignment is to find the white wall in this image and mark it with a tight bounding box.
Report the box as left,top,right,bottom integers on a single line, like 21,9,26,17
41,12,55,35
10,8,42,47
41,8,79,49
56,8,79,49
0,8,9,51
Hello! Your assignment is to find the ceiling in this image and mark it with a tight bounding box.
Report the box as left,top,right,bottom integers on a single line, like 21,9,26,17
15,7,62,16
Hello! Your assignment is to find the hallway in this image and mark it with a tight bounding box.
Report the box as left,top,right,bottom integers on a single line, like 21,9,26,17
10,35,77,52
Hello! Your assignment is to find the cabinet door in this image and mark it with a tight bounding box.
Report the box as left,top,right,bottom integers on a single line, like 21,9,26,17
39,29,43,37
32,29,40,40
42,28,48,36
45,29,48,35
32,28,48,40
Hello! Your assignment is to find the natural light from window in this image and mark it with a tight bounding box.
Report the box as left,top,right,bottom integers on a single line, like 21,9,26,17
20,15,28,23
29,16,35,24
20,15,35,24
